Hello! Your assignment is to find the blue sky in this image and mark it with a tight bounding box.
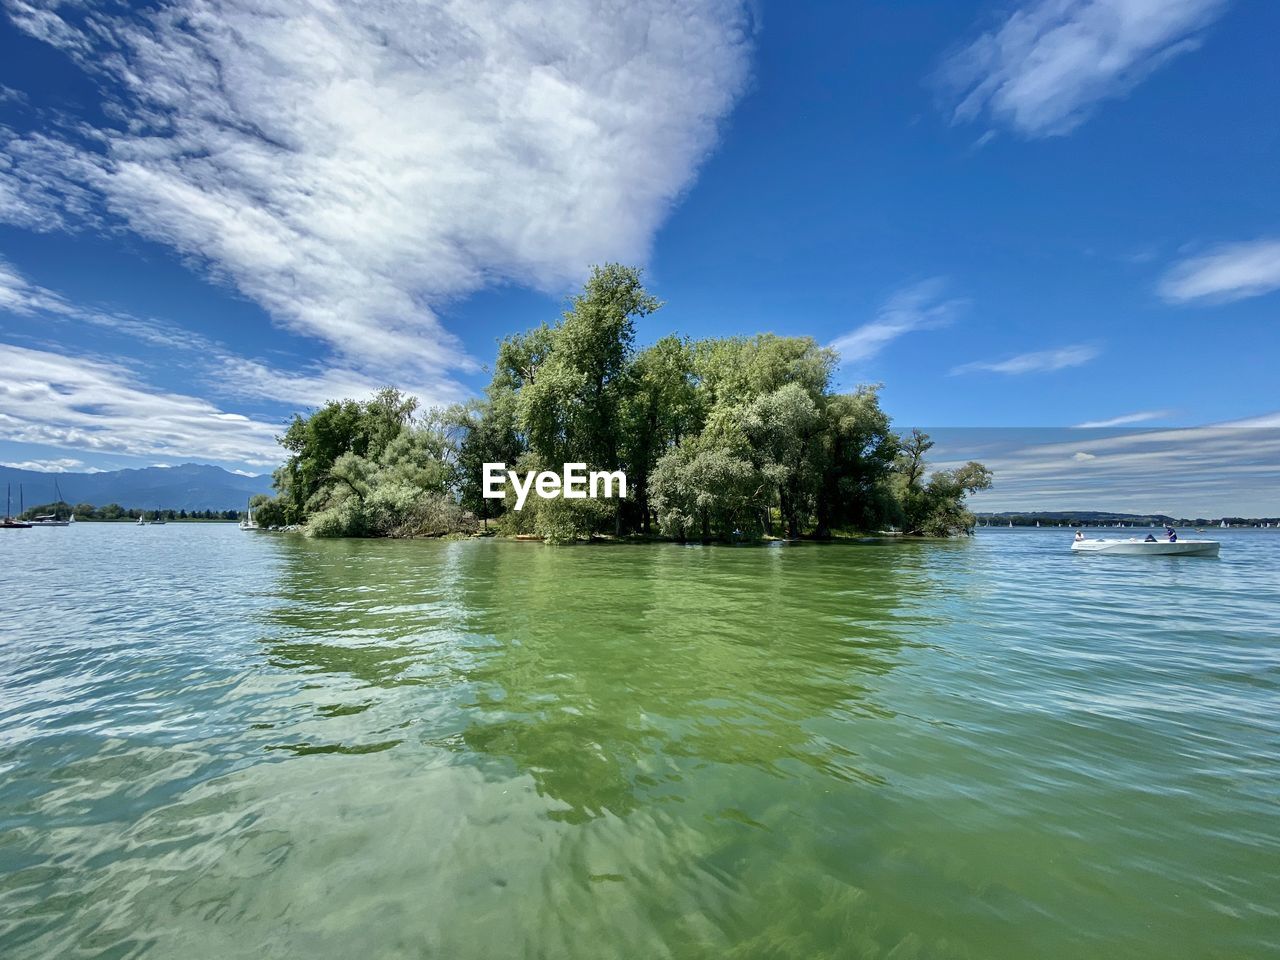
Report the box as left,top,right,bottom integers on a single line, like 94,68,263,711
0,0,1277,513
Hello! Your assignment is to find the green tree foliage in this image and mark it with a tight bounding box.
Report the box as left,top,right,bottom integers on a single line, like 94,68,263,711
266,265,989,541
891,430,993,536
259,389,474,538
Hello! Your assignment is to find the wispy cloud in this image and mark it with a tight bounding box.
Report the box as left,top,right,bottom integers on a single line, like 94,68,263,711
830,279,963,365
938,0,1230,137
0,0,754,389
1158,238,1280,304
951,344,1099,375
0,256,464,410
1073,409,1172,429
0,342,284,466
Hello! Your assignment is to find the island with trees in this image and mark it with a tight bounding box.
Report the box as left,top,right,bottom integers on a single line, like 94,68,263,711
251,265,991,543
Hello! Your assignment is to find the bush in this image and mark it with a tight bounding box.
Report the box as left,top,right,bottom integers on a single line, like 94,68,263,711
533,496,614,544
305,499,366,538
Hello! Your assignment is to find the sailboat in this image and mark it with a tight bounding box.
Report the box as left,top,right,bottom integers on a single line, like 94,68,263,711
29,479,73,526
239,498,259,530
150,508,167,526
3,484,33,529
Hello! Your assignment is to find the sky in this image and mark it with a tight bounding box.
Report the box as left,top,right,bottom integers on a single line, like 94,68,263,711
0,0,1277,515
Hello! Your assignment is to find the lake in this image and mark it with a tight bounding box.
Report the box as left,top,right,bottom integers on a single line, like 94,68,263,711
1,524,1277,958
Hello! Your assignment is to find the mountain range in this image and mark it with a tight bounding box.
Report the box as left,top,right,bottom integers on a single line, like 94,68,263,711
0,463,274,512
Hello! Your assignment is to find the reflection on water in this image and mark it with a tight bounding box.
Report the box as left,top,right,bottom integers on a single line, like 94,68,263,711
261,538,929,822
1,526,1278,959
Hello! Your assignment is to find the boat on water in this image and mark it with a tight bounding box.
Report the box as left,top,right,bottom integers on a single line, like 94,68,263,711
30,514,73,527
239,499,259,531
3,484,32,529
1071,537,1220,557
29,480,74,526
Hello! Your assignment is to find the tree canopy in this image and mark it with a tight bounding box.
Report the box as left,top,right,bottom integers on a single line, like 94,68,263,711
259,264,990,542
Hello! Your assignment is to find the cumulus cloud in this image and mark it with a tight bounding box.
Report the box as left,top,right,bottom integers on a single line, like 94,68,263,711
830,279,963,365
0,342,284,465
951,343,1099,375
1158,238,1280,304
938,0,1230,137
0,0,754,386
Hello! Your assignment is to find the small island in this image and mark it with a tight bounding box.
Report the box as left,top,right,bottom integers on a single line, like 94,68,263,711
251,265,991,543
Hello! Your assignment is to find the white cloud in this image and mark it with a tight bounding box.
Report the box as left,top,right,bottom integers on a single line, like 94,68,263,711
0,342,285,466
830,279,962,365
951,343,1099,375
1158,238,1280,304
1073,409,1171,428
0,0,754,388
938,0,1230,137
0,457,93,473
1072,451,1096,461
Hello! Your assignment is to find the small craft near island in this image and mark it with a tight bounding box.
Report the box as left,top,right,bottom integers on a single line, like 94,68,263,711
1071,528,1220,557
28,480,74,526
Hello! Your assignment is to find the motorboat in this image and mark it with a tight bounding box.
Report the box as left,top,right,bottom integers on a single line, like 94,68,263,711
1071,537,1219,557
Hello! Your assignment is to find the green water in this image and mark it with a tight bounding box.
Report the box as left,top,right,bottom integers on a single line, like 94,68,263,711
1,525,1277,958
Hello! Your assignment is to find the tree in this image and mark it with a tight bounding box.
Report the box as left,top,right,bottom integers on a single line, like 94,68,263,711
650,409,773,543
512,264,660,534
451,395,523,529
893,429,991,536
619,335,700,532
813,388,899,537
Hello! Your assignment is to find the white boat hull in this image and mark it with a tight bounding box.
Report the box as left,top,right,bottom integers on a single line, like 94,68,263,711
1071,538,1220,557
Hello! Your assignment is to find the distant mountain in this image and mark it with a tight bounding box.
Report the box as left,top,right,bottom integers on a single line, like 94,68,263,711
0,462,274,512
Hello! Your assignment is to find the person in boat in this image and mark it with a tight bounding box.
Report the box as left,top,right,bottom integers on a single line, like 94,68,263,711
1074,530,1085,542
1165,526,1177,542
1145,533,1157,542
